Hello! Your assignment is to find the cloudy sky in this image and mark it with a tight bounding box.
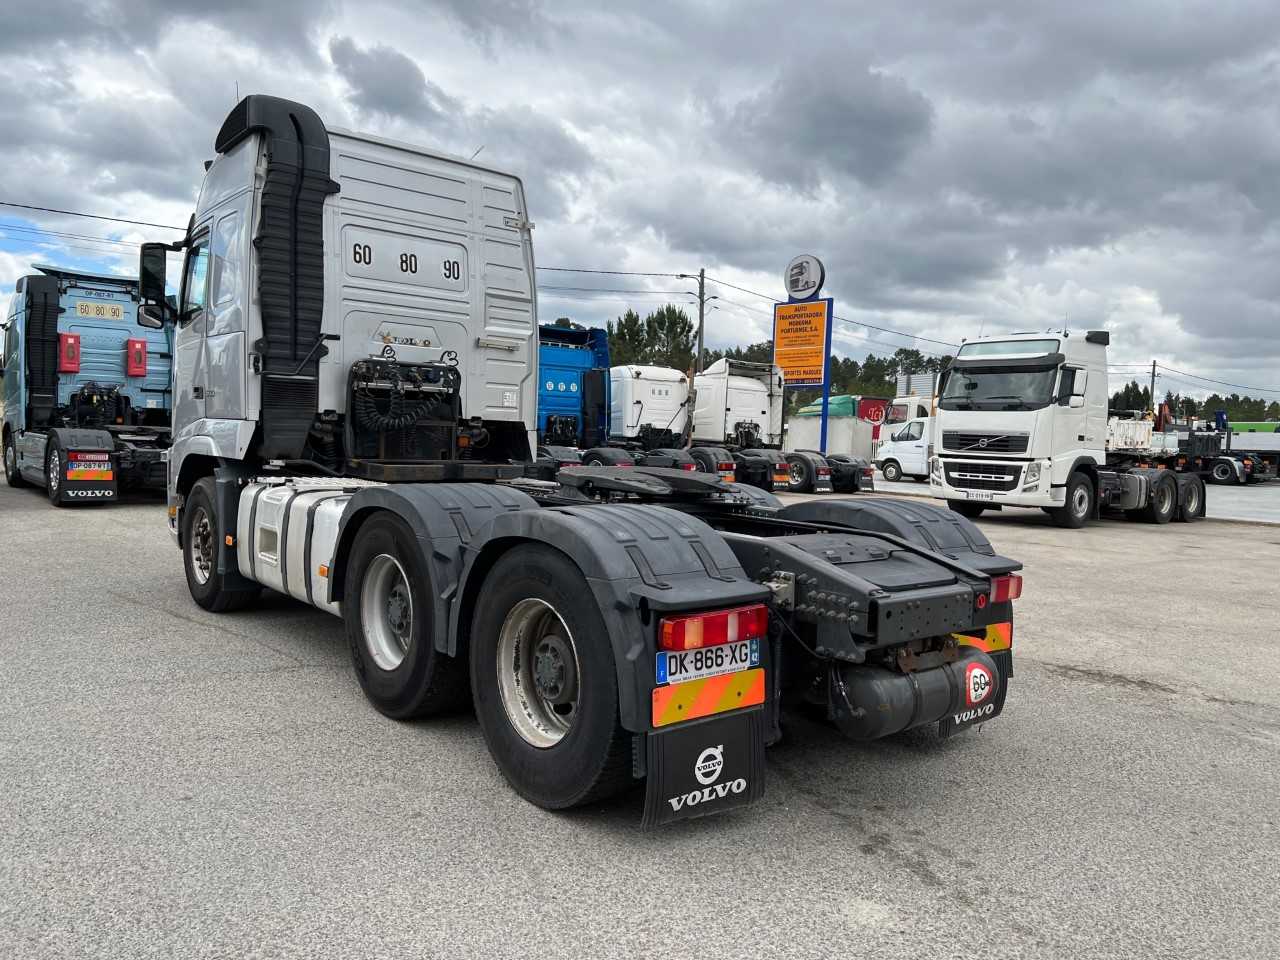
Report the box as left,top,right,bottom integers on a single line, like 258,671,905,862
2,0,1279,400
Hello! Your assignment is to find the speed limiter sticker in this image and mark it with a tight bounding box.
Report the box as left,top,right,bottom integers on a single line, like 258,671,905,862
966,662,993,706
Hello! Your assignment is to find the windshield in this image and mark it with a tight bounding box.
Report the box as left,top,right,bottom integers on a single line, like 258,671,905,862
939,367,1058,411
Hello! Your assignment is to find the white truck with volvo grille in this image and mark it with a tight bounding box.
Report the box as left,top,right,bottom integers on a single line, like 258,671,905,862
931,331,1206,528
139,95,1026,825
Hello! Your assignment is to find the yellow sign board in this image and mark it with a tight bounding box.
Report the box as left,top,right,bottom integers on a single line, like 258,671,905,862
772,298,831,387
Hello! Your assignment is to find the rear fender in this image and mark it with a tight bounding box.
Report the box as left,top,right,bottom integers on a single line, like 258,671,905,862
455,504,770,733
777,496,1021,576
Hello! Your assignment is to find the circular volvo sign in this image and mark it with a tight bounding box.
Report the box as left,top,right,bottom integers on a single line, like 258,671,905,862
784,254,825,301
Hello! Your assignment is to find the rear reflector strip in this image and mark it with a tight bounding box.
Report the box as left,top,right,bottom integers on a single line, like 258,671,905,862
652,668,765,727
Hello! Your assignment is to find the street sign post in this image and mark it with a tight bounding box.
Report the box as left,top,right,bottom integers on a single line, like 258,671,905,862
774,255,833,451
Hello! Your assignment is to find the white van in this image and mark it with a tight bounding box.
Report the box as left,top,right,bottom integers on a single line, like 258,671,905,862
875,417,931,481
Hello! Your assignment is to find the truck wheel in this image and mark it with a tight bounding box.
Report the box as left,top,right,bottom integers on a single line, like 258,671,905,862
470,544,631,810
183,477,260,613
1140,473,1177,524
786,454,814,492
948,500,985,518
1209,461,1234,484
3,433,27,488
1049,472,1092,528
1176,476,1205,522
344,513,469,719
881,460,902,482
45,437,67,508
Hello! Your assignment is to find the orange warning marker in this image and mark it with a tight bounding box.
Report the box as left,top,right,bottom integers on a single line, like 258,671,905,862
651,668,765,727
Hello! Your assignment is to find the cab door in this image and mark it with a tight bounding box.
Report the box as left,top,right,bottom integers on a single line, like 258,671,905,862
172,229,211,433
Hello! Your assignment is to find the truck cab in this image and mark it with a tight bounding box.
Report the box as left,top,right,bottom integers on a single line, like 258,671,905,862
136,96,538,534
932,331,1108,518
536,322,609,449
2,265,172,503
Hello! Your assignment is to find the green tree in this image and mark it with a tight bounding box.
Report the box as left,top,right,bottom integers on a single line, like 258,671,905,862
645,304,695,372
606,309,649,365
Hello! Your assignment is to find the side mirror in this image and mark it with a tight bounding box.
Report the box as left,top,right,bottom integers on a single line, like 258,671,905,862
138,242,173,326
137,304,166,329
1068,395,1085,409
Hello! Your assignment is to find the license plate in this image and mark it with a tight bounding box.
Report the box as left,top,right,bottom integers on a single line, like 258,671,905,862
75,301,124,320
657,639,760,685
965,490,995,501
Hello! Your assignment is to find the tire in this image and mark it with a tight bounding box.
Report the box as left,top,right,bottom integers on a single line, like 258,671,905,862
1049,471,1093,528
470,544,631,810
786,454,814,492
3,432,27,488
343,512,469,719
1176,476,1205,523
1140,473,1177,524
1209,461,1234,484
881,460,902,482
183,477,260,613
45,436,67,507
948,500,986,518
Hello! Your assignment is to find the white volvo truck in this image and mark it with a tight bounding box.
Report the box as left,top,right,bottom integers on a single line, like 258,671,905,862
138,95,1028,826
931,330,1206,528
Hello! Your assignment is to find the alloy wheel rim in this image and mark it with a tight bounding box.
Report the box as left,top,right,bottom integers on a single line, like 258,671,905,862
190,507,214,585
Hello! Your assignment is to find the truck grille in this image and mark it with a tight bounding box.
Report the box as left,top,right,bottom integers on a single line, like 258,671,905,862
944,462,1021,491
942,432,1029,454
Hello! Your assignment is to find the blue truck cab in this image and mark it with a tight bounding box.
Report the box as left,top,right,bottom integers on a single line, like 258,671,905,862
536,321,610,450
1,264,172,505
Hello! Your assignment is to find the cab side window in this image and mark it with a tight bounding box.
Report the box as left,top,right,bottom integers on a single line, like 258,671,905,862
905,421,924,441
179,235,210,325
1058,368,1078,405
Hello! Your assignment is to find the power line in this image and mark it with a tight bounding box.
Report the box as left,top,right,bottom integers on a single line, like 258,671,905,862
0,201,183,232
537,266,681,278
1156,363,1280,396
537,284,688,295
0,222,140,249
704,274,960,349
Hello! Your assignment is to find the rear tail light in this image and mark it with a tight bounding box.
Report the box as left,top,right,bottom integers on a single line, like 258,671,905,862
618,460,635,467
817,467,831,477
58,333,81,373
125,338,147,377
862,467,874,477
680,462,696,471
659,604,769,651
716,461,735,472
68,451,109,462
990,573,1023,604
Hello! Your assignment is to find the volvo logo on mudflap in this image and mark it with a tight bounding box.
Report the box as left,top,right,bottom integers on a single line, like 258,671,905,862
953,703,995,725
667,744,746,812
966,662,993,706
66,489,114,498
694,745,724,785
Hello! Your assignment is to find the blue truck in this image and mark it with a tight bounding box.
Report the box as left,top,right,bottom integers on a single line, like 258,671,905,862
536,321,611,454
1,264,171,505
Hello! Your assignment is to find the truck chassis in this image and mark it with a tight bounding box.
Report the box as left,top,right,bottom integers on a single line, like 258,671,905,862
183,465,1021,825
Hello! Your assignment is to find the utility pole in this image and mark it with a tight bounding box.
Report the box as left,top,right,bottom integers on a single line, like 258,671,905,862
679,268,716,373
695,268,706,373
1149,360,1158,414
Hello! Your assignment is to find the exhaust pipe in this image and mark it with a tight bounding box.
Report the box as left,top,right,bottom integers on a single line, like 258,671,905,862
828,650,1002,740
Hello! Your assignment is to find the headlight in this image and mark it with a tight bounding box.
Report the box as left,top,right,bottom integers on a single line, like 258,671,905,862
1024,462,1041,485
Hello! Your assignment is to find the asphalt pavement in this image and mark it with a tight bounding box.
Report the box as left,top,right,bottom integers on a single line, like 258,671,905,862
1,481,1278,959
868,470,1280,524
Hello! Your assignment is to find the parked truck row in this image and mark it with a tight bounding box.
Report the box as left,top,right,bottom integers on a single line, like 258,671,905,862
108,94,1023,825
532,324,873,496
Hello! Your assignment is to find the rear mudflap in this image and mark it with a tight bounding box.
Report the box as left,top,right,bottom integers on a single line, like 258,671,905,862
939,646,1012,738
59,450,119,503
642,709,766,827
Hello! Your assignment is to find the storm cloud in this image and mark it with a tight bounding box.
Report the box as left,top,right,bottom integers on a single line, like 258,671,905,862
1,0,1279,395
